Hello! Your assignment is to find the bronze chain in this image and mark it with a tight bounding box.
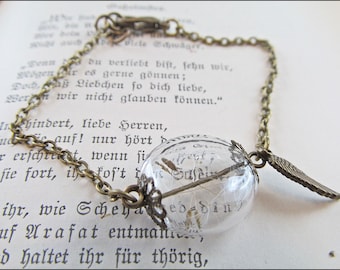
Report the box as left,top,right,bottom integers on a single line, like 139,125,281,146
10,12,277,207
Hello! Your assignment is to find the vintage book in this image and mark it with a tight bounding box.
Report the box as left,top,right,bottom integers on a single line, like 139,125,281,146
0,1,340,268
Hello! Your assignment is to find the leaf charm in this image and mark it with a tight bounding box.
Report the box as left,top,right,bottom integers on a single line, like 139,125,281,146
260,151,340,199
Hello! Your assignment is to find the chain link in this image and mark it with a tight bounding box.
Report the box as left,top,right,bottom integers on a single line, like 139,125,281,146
9,22,144,209
10,12,277,208
166,20,277,150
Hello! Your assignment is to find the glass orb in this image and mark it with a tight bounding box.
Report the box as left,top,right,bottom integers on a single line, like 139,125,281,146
139,134,258,236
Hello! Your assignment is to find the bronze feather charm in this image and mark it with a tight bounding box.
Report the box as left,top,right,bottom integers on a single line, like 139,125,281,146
259,151,340,199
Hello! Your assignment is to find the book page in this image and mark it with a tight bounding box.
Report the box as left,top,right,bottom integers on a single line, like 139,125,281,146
1,1,340,268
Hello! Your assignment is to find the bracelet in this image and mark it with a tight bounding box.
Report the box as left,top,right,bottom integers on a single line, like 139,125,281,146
10,12,340,236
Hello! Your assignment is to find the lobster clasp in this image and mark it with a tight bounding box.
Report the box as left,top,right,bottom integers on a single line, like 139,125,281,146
95,13,169,43
116,16,168,33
